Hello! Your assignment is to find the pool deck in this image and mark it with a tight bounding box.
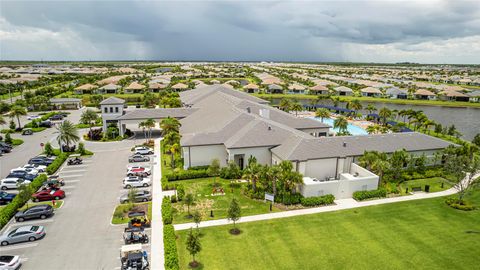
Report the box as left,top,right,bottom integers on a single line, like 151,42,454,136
296,111,374,130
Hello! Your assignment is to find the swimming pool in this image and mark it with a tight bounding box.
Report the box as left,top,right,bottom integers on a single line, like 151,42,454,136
311,117,368,135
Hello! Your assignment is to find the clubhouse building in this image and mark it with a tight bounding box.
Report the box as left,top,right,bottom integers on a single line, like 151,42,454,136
101,85,453,199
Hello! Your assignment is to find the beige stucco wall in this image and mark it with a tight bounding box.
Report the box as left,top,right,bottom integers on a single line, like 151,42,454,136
227,147,272,167
183,144,228,169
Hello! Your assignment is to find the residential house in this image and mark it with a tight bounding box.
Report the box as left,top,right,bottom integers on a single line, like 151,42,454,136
265,84,284,94
243,83,260,94
333,86,353,96
171,83,189,91
98,83,120,94
124,82,146,94
385,87,408,99
438,90,470,102
148,82,167,93
74,83,97,95
414,89,436,100
287,83,307,94
466,90,480,102
360,87,382,97
309,84,329,95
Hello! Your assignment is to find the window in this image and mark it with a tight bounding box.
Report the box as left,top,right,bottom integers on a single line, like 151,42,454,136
104,107,108,113
115,107,119,113
109,107,113,113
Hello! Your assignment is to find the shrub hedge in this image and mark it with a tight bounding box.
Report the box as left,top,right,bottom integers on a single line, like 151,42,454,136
0,174,48,229
300,194,335,207
163,224,180,270
165,169,210,181
46,152,69,175
353,188,387,201
445,198,475,211
162,196,173,225
275,193,303,205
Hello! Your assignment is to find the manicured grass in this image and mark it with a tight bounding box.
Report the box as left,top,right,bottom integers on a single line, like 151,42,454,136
253,93,480,108
399,177,452,194
11,138,24,146
18,200,63,211
111,201,152,224
176,191,480,270
172,178,280,224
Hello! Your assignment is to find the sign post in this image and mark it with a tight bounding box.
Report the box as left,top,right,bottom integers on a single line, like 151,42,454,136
265,192,274,212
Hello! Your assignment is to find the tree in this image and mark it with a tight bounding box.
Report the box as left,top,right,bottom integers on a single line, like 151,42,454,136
366,125,376,134
4,132,12,144
186,228,201,268
138,121,147,142
184,193,195,216
160,117,181,135
55,120,80,152
378,107,392,125
44,142,54,156
443,146,480,202
192,210,202,231
80,109,98,132
9,105,27,129
348,99,363,111
366,104,377,115
333,116,348,134
90,95,103,108
371,158,390,185
0,115,5,125
473,134,480,147
163,131,181,148
290,101,303,116
277,160,303,194
208,158,221,187
144,118,156,140
243,156,261,192
227,197,241,234
278,98,292,111
315,108,330,123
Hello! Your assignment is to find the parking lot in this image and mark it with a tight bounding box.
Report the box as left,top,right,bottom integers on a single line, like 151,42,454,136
0,138,155,269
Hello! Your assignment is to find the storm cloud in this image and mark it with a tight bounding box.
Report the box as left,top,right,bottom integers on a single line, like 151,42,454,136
1,0,479,63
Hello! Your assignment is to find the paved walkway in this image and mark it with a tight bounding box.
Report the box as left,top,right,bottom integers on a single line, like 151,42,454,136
150,138,165,270
174,173,479,231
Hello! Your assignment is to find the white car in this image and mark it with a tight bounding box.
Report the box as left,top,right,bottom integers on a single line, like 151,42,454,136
27,115,40,120
127,166,151,175
0,178,31,190
123,177,151,188
11,167,39,175
134,147,153,155
0,255,21,270
22,164,47,173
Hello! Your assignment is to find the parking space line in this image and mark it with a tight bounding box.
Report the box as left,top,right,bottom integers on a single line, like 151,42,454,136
63,179,80,183
61,174,83,178
0,242,38,251
60,169,86,174
63,164,89,169
65,192,73,196
60,186,76,190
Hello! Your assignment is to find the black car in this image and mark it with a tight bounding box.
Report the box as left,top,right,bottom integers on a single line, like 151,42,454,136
23,173,38,182
49,114,64,121
7,171,28,179
15,204,54,222
39,120,52,128
0,146,11,154
0,191,16,205
0,142,12,149
29,156,54,166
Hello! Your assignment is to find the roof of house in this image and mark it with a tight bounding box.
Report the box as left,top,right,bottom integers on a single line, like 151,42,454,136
74,83,97,90
100,96,125,105
439,90,469,97
288,83,306,90
125,81,145,90
333,86,353,92
268,84,283,90
414,89,436,96
49,98,82,103
99,83,120,90
116,108,196,120
171,83,188,89
385,87,408,96
271,132,454,161
310,84,329,91
148,82,167,89
360,87,383,94
244,83,259,89
180,84,268,106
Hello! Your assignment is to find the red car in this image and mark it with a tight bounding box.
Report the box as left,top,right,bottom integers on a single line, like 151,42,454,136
32,189,65,202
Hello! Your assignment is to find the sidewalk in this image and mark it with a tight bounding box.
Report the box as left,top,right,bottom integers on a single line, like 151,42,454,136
174,179,469,231
150,138,164,270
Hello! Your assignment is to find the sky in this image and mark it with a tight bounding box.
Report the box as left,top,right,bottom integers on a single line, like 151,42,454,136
1,0,480,64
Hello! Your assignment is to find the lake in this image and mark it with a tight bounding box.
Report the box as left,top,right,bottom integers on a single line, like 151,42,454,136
272,98,480,141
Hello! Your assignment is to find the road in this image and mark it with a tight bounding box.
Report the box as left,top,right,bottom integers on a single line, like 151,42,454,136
0,109,83,178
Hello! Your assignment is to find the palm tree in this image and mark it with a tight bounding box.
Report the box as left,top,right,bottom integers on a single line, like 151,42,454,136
163,131,181,148
348,99,363,111
290,102,303,116
330,96,340,107
9,105,27,129
278,98,292,111
55,120,79,152
366,125,376,134
80,109,98,132
243,157,261,192
169,143,180,168
366,104,377,115
378,107,392,125
160,117,181,135
315,108,330,123
0,115,6,126
333,116,348,134
371,158,390,185
138,121,147,142
144,118,156,140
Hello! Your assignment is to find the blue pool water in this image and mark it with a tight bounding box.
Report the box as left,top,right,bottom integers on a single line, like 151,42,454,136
312,117,368,135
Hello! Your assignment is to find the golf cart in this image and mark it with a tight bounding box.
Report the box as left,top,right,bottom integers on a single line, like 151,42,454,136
67,154,83,165
123,227,149,245
128,211,151,229
43,175,65,189
22,128,33,135
120,244,149,270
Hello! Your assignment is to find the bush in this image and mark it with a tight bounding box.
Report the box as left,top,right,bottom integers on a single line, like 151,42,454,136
46,153,69,175
163,224,180,270
275,193,303,205
162,197,173,225
4,132,12,144
0,174,47,229
353,189,387,201
300,194,335,207
77,142,86,155
445,198,475,211
44,142,54,156
188,165,209,171
176,185,185,201
170,195,177,203
220,161,242,179
165,169,210,181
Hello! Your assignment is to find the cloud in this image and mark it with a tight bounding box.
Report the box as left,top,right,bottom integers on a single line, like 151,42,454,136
0,0,479,63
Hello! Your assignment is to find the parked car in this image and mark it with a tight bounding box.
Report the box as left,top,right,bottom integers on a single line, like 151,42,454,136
32,189,65,202
134,147,153,155
0,255,21,270
21,128,33,135
23,173,38,182
7,171,37,181
27,115,40,120
0,191,16,205
43,176,65,188
49,114,64,121
128,154,150,163
127,166,151,175
0,178,31,190
15,205,54,222
123,177,151,188
124,176,151,183
120,190,151,204
28,156,55,166
0,146,12,154
0,226,46,246
39,120,52,128
11,167,39,176
0,142,12,149
22,163,47,173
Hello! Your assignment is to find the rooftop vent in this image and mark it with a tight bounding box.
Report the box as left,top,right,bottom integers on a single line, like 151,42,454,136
268,126,272,131
246,107,251,113
343,142,347,147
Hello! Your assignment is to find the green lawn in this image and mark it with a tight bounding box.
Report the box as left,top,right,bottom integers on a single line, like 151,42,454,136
172,178,280,224
399,177,452,194
111,201,152,224
18,200,63,211
176,191,480,270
